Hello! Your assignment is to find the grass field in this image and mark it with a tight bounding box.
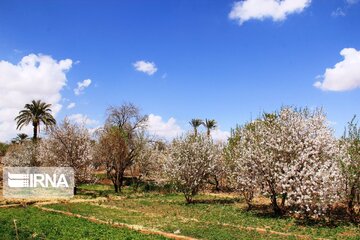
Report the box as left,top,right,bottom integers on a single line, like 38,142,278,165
0,206,167,240
1,184,359,239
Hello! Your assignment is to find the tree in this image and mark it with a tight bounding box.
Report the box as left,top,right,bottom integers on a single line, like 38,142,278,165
189,119,203,137
233,107,342,217
15,100,56,140
165,133,219,203
38,119,94,194
3,141,39,167
203,119,217,137
131,139,167,190
95,103,148,193
227,124,257,210
340,116,360,221
12,133,29,144
209,144,227,192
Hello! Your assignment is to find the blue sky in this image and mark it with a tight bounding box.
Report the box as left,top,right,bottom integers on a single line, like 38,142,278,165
0,0,360,141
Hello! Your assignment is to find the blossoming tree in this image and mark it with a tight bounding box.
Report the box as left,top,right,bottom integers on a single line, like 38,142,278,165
39,119,94,193
340,116,360,221
165,134,220,203
233,107,342,217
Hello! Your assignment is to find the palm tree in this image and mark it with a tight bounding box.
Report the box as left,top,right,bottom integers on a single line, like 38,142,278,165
203,119,217,137
13,133,29,144
189,118,203,137
15,100,56,140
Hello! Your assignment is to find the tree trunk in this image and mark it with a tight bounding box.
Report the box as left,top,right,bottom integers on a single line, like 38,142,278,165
270,190,282,215
33,123,38,140
281,193,287,208
348,186,356,222
114,184,119,193
185,194,193,204
214,176,220,192
118,174,124,192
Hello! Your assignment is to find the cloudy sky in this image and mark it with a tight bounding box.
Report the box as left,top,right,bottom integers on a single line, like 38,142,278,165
0,0,359,141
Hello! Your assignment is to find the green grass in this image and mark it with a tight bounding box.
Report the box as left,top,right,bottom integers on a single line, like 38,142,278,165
0,206,168,240
46,190,360,240
1,184,359,239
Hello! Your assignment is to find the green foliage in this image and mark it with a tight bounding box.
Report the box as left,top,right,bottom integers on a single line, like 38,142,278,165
189,118,203,136
45,192,360,239
0,141,9,156
15,99,56,140
203,119,217,136
0,207,166,240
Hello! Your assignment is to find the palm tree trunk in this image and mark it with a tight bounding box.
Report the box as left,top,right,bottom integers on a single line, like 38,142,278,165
33,123,38,140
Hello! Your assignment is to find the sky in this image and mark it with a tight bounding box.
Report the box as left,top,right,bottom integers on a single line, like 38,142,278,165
0,0,360,142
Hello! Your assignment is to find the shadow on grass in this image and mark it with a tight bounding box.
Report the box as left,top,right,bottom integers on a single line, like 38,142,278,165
294,205,359,228
77,188,117,198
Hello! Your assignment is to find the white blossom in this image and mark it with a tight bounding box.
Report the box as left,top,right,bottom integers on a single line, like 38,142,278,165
165,133,220,203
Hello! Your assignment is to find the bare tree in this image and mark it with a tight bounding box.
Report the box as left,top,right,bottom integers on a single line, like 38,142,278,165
95,103,148,193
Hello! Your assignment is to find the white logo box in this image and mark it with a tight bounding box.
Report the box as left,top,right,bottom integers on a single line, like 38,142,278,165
3,167,74,199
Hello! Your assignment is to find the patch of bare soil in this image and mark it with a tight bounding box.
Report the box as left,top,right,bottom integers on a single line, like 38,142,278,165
0,196,108,208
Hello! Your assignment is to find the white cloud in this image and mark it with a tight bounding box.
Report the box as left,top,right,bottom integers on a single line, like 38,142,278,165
147,114,183,139
229,0,311,25
68,113,99,126
0,54,72,141
74,79,91,95
67,102,76,109
211,129,230,143
331,8,346,17
314,48,360,91
147,114,230,142
332,0,359,17
133,60,157,75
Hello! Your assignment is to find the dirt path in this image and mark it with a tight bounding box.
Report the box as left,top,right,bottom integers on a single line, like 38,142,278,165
0,197,108,208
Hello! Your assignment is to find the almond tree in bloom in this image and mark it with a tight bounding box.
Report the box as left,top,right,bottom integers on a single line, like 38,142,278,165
38,119,94,193
3,141,39,167
132,139,167,188
340,116,360,221
165,133,220,203
233,107,342,217
228,123,258,210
